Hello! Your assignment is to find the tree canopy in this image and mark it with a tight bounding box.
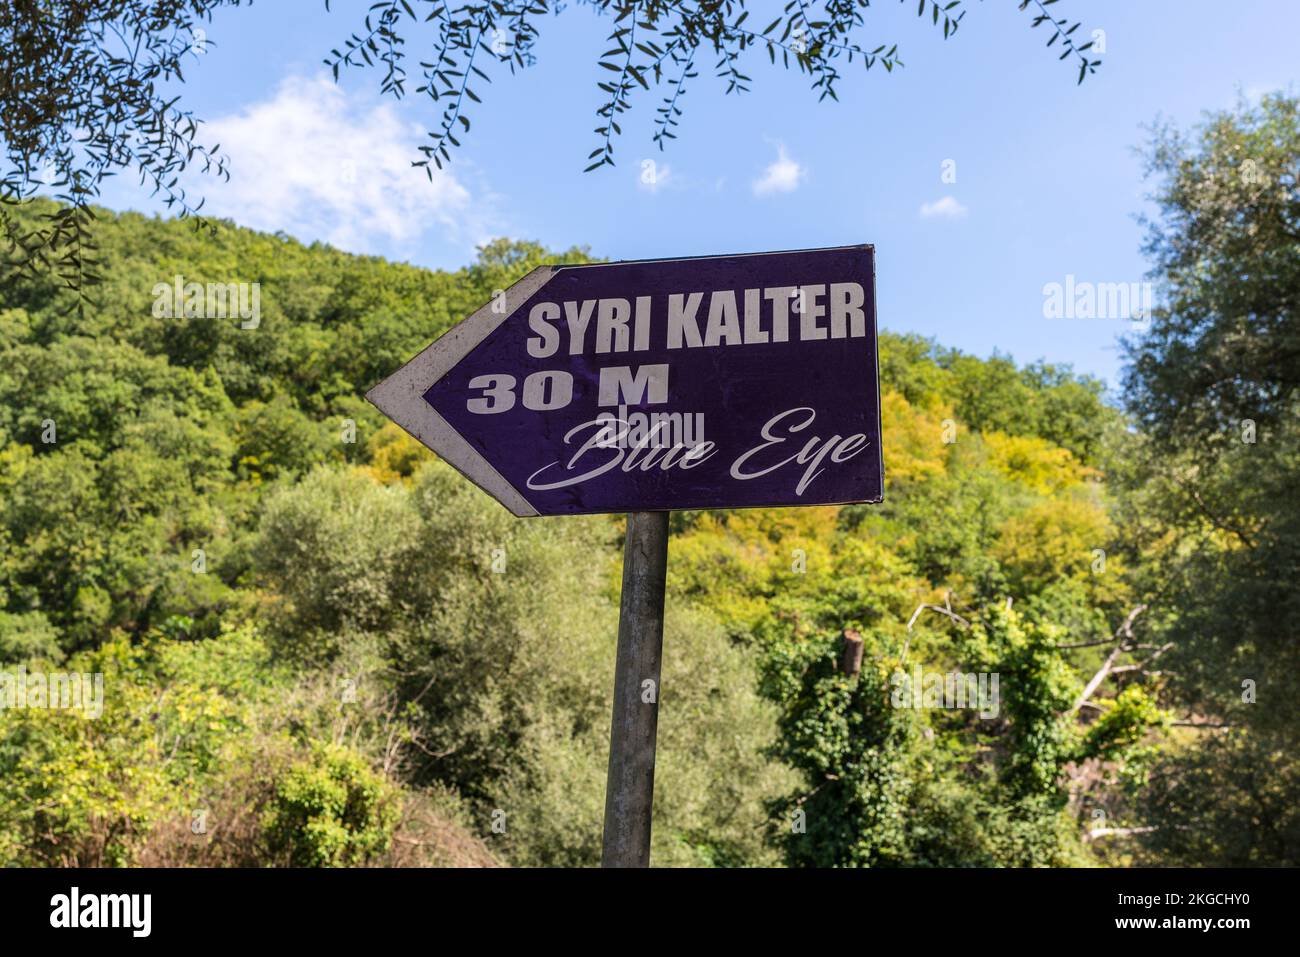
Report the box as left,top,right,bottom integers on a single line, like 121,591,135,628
1118,93,1300,864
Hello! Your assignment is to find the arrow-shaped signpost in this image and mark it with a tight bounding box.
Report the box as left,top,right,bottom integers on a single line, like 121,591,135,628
368,245,884,866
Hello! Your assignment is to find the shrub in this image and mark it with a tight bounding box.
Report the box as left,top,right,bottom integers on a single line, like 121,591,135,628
263,744,400,867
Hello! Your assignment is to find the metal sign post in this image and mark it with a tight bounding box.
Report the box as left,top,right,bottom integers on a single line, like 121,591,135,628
367,245,883,866
601,510,669,867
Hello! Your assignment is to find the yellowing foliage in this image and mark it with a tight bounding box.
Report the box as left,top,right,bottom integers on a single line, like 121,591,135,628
984,430,1093,493
881,388,951,484
364,421,434,483
994,496,1126,601
668,508,840,633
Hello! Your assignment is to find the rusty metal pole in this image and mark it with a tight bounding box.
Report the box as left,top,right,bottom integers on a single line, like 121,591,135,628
601,510,670,867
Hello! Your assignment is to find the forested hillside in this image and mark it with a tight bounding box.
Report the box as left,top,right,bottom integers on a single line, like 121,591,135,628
1,93,1294,867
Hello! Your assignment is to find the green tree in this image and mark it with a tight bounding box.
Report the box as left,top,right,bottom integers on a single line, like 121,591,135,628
1120,92,1300,865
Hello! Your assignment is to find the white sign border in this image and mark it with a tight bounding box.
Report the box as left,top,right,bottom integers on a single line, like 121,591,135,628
364,266,556,517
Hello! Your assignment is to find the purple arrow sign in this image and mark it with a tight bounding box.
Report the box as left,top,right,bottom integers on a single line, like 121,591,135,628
366,245,883,516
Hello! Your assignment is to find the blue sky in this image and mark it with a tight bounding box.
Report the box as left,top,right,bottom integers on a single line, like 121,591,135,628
95,0,1299,391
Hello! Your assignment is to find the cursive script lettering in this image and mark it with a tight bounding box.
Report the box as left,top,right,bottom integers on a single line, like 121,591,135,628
729,407,869,495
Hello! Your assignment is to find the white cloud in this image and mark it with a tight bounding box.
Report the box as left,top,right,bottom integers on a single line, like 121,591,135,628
919,195,969,219
197,74,483,254
752,144,804,196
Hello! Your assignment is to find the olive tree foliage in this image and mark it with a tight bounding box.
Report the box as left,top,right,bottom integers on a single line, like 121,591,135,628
325,0,1100,175
0,1,241,291
2,0,1099,289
